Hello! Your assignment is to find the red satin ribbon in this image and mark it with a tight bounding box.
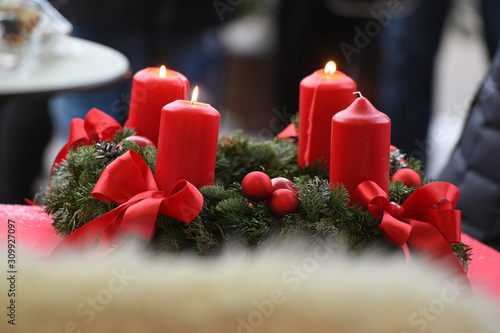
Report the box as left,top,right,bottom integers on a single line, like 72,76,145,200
51,108,122,172
51,150,204,256
277,123,297,141
356,180,469,284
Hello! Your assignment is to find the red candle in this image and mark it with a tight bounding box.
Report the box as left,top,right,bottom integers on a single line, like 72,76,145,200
126,66,189,146
330,95,391,205
298,61,357,169
156,87,220,193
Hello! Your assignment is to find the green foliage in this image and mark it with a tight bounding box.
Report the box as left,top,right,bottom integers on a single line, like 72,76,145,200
42,146,110,236
39,135,156,236
388,181,416,204
114,128,136,144
214,131,317,187
451,242,473,272
147,175,383,255
38,130,471,270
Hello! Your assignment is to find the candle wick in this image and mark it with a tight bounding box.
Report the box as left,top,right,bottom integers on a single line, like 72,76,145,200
191,100,195,106
353,91,363,98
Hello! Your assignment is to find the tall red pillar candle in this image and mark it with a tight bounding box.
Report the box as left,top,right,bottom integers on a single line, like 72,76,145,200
126,66,189,146
156,87,220,193
298,61,357,169
330,95,391,206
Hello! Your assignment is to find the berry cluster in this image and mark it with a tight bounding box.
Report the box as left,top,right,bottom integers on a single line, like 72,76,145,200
241,171,299,218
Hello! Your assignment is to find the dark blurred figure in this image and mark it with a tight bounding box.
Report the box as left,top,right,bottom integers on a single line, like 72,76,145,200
276,0,385,118
0,97,52,204
380,0,500,162
439,40,500,251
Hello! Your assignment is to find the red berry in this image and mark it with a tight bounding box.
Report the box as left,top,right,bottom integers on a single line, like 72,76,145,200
388,202,405,219
241,171,273,202
271,177,296,192
392,168,421,188
123,135,155,148
267,189,299,218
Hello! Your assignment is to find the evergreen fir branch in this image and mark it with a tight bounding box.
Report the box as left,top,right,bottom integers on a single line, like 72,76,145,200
266,139,300,178
43,145,107,235
200,185,233,201
277,214,310,239
215,133,279,185
36,129,472,270
118,138,139,154
405,157,425,177
388,181,416,204
302,159,330,179
185,217,225,254
328,183,350,213
117,139,157,174
421,176,436,186
46,185,79,236
73,182,112,227
295,177,335,221
215,131,311,187
152,215,196,253
139,146,158,174
337,207,382,251
68,145,102,176
451,242,473,272
216,196,254,226
310,217,340,238
114,127,137,144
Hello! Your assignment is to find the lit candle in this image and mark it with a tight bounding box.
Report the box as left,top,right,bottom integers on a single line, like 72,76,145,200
298,61,357,169
330,93,391,205
156,86,220,193
126,66,189,146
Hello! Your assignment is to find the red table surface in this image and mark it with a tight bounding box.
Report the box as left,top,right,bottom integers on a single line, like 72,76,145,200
1,204,499,299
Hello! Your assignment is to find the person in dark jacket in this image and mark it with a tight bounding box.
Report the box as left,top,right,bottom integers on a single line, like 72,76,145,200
380,0,500,162
439,41,500,251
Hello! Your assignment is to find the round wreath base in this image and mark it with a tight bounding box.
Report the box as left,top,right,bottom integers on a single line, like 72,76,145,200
37,129,472,270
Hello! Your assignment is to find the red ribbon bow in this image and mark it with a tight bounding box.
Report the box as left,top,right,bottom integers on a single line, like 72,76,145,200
52,108,122,172
277,123,298,142
356,181,469,283
51,150,204,256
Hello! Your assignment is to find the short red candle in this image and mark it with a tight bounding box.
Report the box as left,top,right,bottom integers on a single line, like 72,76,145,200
126,66,189,146
156,87,220,193
330,96,391,205
298,61,357,169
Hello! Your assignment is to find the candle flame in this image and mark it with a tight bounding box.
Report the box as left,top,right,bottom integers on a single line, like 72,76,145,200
159,65,167,78
324,61,336,75
191,86,199,105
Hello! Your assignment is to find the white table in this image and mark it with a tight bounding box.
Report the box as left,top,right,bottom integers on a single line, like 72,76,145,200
0,36,130,96
0,36,129,204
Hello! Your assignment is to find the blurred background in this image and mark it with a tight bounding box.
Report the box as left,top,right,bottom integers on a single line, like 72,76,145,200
0,0,494,203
